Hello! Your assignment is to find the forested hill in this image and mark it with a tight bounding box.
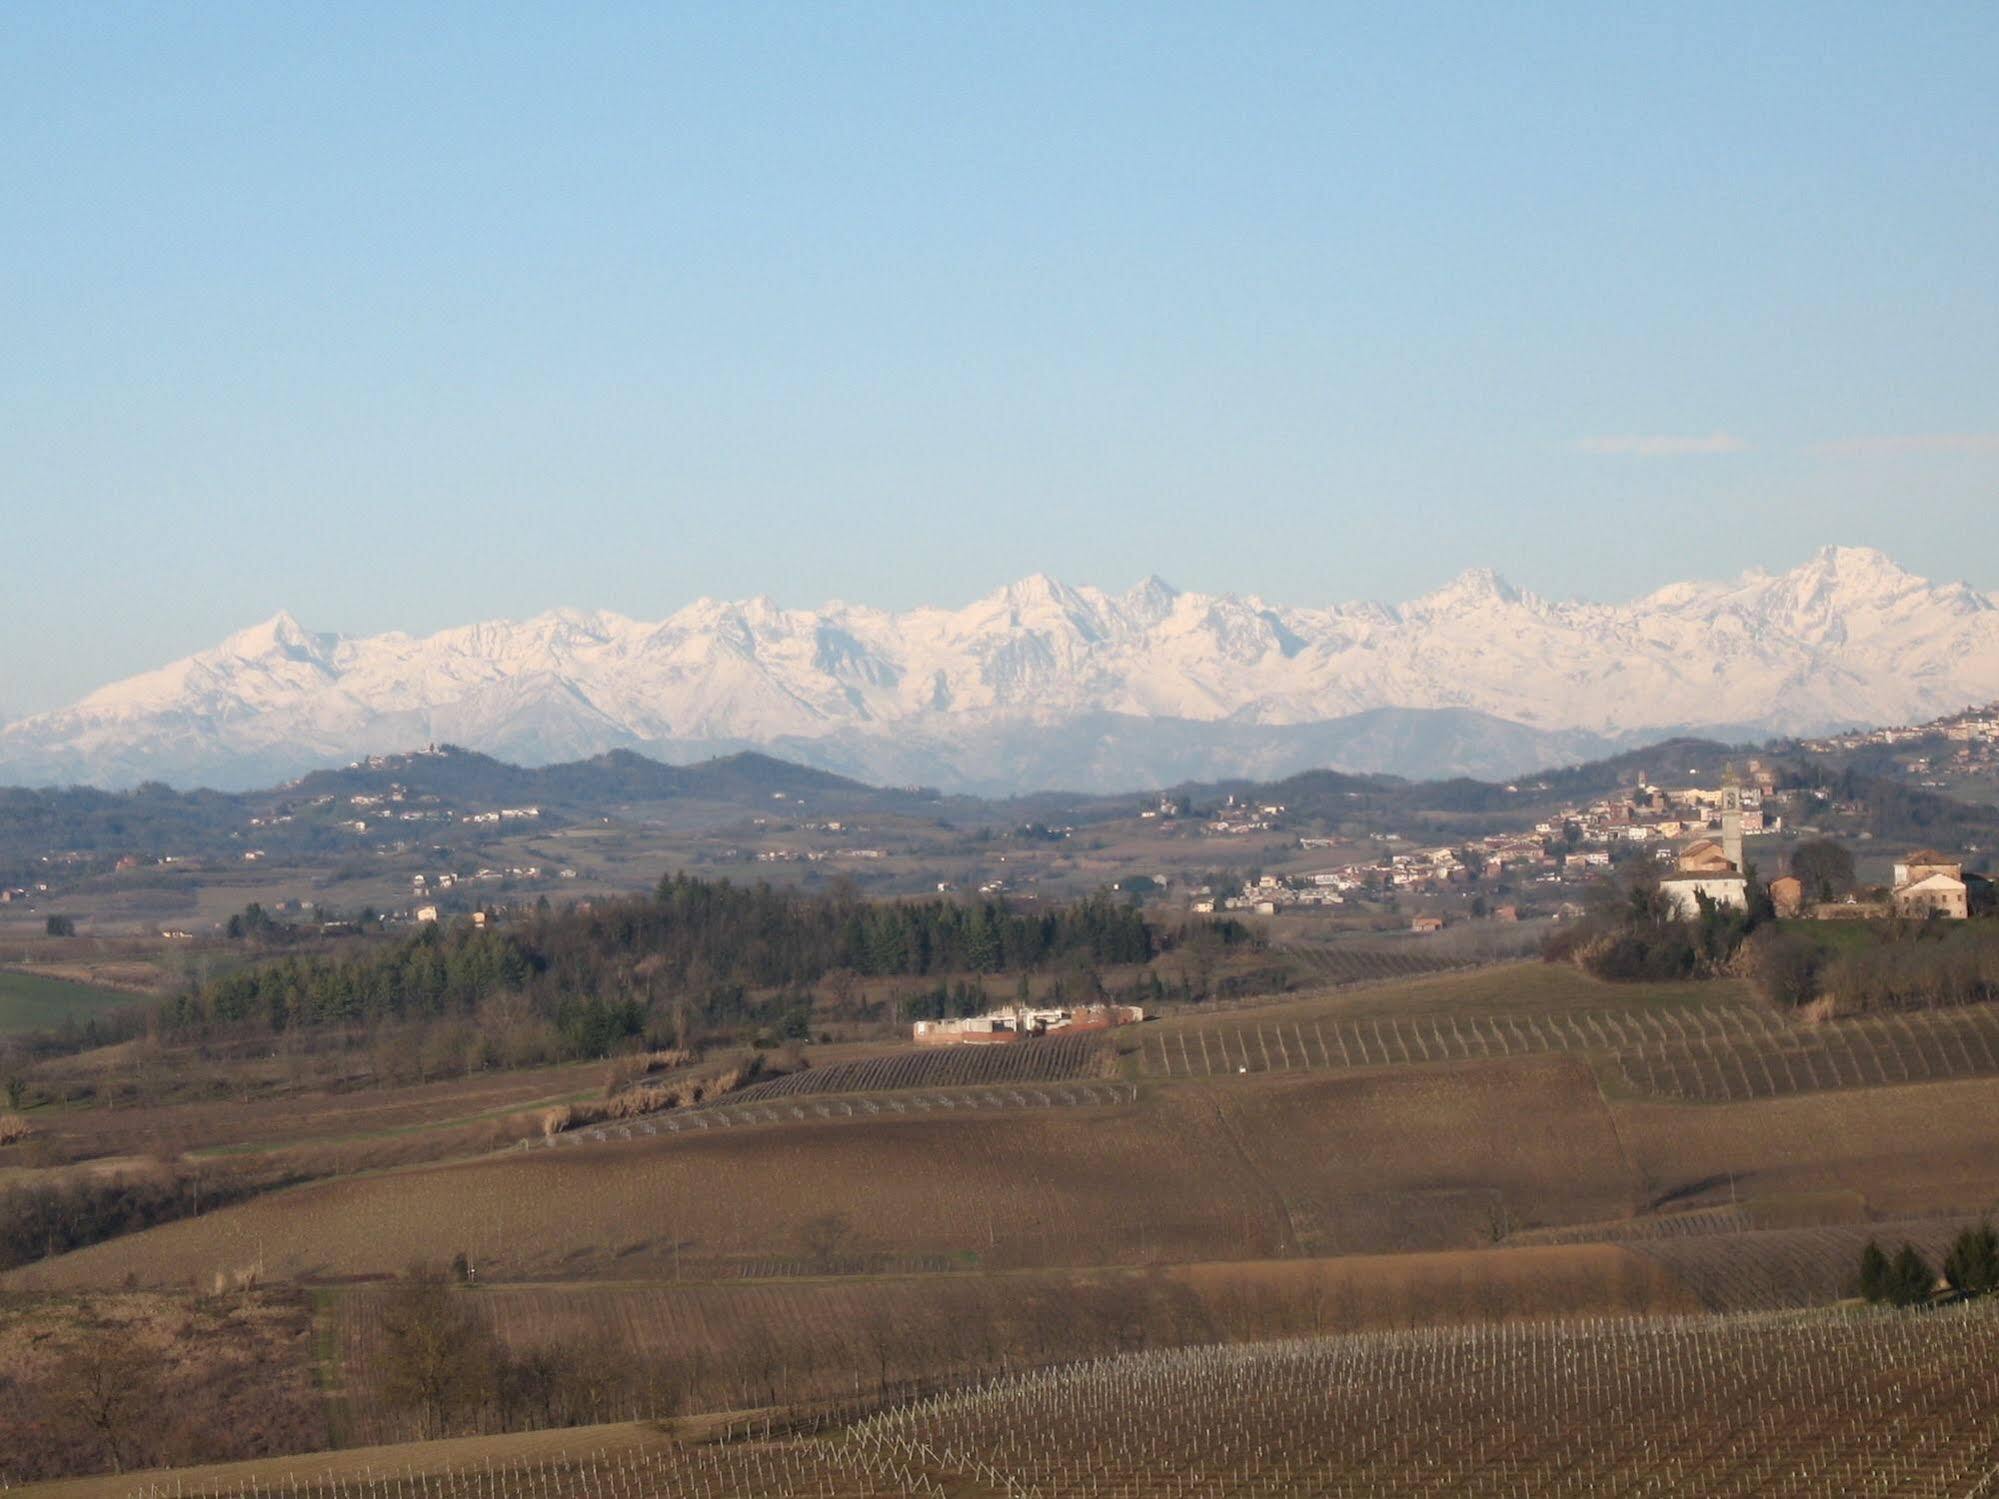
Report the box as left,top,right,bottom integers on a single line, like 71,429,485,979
10,735,1999,880
287,747,886,808
0,747,936,878
158,874,1180,1057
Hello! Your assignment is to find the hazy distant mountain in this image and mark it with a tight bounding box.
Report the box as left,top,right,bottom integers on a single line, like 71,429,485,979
5,546,1994,793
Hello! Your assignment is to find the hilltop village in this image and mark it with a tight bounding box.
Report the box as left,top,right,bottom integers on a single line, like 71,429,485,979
1197,760,1793,920
1195,752,1988,929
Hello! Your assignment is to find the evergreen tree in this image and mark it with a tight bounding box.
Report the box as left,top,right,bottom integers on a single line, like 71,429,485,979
1944,1222,1999,1298
1858,1240,1890,1303
1887,1243,1935,1308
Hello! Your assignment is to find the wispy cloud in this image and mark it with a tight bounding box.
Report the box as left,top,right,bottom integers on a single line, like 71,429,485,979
1817,433,1999,458
1570,433,1749,457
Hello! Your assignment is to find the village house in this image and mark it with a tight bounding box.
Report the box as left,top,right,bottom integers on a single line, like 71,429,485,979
1769,875,1805,919
1885,849,1974,920
1895,872,1969,920
1661,785,1749,919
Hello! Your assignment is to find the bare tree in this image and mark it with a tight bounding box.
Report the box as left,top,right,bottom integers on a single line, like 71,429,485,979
795,1212,854,1272
42,1329,163,1474
378,1265,495,1437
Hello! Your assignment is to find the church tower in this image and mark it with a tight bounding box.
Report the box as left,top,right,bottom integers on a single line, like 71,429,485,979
1720,769,1744,874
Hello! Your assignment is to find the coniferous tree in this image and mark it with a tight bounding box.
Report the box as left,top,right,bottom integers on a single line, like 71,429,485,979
1888,1243,1935,1308
1857,1240,1891,1303
1944,1222,1999,1299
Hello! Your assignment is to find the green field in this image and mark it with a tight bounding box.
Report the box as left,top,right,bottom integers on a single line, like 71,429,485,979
0,969,138,1033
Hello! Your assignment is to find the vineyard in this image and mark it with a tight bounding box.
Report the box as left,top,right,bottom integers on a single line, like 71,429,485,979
331,1243,1689,1446
529,1080,1139,1154
1135,996,1999,1103
720,1032,1117,1105
1271,940,1497,986
116,1440,944,1499
849,1305,1999,1495
1631,1216,1983,1312
1615,1001,1999,1101
151,1304,1999,1497
1135,1003,1773,1077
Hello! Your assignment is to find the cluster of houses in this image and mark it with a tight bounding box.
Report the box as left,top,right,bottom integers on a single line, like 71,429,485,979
755,846,888,863
1187,770,1790,920
1802,704,1999,754
1662,796,1981,921
1802,703,1999,790
912,1002,1146,1046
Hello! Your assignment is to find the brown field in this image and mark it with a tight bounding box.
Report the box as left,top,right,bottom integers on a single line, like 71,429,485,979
722,1030,1118,1104
1614,1001,1999,1100
1613,1072,1999,1220
10,1419,681,1499
331,1243,1694,1445
9,1057,1650,1290
16,952,1999,1492
13,1053,609,1167
1631,1215,1984,1312
1144,961,1745,1027
32,1303,1999,1498
1136,998,1768,1078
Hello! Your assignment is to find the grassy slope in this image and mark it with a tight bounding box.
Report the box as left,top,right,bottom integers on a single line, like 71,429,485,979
1614,1071,1999,1220
0,968,138,1033
329,1245,1696,1446
6,1055,1648,1289
12,1420,682,1499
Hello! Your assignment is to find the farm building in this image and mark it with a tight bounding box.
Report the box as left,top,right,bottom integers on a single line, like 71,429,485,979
1894,870,1969,921
914,1003,1144,1047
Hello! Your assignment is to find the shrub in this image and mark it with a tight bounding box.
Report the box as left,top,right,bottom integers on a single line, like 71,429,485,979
1739,927,1824,1007
0,1112,30,1147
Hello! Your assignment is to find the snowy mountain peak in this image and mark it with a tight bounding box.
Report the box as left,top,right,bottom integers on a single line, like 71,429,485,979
223,610,324,658
1411,566,1523,613
1124,574,1182,620
6,549,1998,793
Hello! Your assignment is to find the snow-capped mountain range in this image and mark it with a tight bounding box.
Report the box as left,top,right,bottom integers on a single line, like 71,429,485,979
6,547,1996,794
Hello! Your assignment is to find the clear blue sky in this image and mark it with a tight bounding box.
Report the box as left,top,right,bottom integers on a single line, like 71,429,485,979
4,3,1996,716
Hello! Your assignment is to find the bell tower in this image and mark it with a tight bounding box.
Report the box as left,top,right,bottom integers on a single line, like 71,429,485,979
1720,768,1744,874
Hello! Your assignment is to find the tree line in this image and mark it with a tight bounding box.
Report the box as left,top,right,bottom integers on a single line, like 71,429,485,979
0,1169,278,1273
1857,1224,1999,1307
1743,922,1999,1014
157,875,1170,1056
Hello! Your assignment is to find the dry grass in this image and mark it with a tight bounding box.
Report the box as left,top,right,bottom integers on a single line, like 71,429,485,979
7,1419,680,1499
329,1244,1695,1446
0,1288,325,1484
15,1056,607,1166
8,1054,1660,1290
1614,1071,1999,1221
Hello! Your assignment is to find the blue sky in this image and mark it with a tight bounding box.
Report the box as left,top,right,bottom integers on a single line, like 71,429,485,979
3,3,1996,716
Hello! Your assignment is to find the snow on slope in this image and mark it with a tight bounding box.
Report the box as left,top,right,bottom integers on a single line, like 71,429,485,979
5,547,1996,792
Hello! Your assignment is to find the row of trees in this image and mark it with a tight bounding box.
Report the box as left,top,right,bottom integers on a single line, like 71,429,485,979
1744,921,1999,1013
157,876,1171,1055
0,1169,271,1272
1858,1224,1999,1307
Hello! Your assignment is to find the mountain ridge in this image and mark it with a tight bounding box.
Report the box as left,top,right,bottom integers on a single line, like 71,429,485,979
7,546,1997,793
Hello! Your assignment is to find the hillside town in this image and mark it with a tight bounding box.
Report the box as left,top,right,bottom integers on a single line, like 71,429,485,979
1195,755,1989,928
